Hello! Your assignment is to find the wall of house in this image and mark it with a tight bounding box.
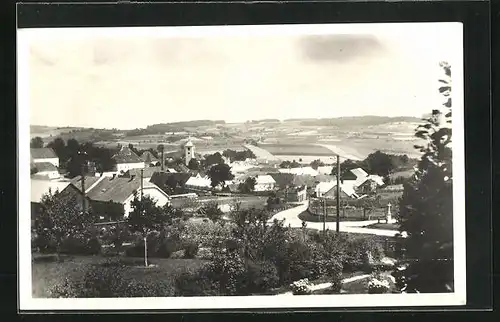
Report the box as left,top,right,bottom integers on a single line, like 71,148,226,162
116,162,145,173
33,157,59,167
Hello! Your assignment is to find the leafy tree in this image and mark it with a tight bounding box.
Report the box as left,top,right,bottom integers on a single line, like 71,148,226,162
188,158,200,171
198,201,224,223
279,160,301,169
33,188,97,255
47,138,67,162
30,136,45,148
394,61,453,293
365,151,394,177
238,177,256,193
207,163,234,188
127,193,175,266
204,152,224,167
310,159,325,170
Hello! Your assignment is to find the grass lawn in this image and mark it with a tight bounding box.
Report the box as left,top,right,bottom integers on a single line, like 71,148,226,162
363,222,400,231
32,254,208,298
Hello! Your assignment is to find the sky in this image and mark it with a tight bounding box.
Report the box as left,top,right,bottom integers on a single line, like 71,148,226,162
22,24,462,130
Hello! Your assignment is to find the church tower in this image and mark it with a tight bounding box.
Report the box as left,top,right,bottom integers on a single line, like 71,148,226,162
184,139,195,166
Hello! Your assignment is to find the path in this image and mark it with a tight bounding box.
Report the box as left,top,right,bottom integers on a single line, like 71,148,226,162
269,201,401,237
275,274,371,296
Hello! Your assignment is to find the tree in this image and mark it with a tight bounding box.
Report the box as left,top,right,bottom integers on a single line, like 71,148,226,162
47,138,67,162
310,159,324,170
30,137,44,148
33,188,97,255
365,151,394,177
204,152,224,167
127,193,175,267
207,163,234,188
238,177,256,193
199,201,224,223
394,61,453,293
188,158,200,171
157,144,165,169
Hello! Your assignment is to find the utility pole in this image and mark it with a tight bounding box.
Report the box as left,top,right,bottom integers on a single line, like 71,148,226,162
336,154,340,233
81,163,86,214
140,168,147,267
323,197,327,234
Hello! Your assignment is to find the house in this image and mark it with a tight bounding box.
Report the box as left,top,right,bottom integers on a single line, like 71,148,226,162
254,175,276,192
31,162,60,180
323,182,360,199
31,148,59,167
283,185,308,202
69,174,170,220
268,173,295,190
315,181,336,197
140,151,160,167
124,166,163,181
112,146,145,173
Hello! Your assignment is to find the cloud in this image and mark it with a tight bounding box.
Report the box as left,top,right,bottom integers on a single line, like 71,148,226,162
298,34,385,63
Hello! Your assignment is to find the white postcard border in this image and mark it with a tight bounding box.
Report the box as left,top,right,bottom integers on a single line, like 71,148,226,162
18,22,466,310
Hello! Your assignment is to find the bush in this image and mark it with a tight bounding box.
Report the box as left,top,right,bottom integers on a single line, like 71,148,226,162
343,236,385,272
245,260,280,293
59,235,102,256
174,266,220,296
183,241,200,259
170,250,185,259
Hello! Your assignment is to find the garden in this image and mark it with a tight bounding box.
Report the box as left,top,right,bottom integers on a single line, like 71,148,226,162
32,192,399,297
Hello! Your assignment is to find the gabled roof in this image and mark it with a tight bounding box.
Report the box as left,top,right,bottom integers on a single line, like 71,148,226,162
85,176,143,203
69,175,101,193
268,173,295,189
126,166,162,179
324,182,359,199
34,162,58,172
140,151,159,163
255,175,276,185
112,146,143,164
350,168,369,179
150,172,192,188
31,148,57,159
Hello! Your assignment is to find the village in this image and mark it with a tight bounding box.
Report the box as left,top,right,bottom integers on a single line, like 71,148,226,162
30,138,403,231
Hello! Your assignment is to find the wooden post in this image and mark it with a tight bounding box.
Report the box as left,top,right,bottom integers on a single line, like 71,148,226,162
336,155,340,233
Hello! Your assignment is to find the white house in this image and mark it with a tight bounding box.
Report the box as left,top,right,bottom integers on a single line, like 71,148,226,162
317,166,333,175
31,179,70,204
254,175,276,192
31,148,59,167
82,175,170,219
315,181,336,197
32,162,60,180
112,146,145,173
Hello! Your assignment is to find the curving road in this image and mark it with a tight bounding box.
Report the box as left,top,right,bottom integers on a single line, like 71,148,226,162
268,200,401,237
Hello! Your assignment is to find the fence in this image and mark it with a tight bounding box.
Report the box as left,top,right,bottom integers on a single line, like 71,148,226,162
307,198,387,221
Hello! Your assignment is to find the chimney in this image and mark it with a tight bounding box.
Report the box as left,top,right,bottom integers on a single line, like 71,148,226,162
129,174,136,181
111,174,116,180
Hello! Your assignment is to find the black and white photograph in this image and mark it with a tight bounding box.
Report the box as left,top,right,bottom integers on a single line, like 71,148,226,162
18,22,465,310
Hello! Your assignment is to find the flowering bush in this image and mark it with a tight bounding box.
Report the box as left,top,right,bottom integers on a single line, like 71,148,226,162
367,277,390,294
290,278,313,295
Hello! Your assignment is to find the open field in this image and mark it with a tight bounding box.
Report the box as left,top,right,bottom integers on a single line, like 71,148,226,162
258,143,335,156
32,254,207,298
